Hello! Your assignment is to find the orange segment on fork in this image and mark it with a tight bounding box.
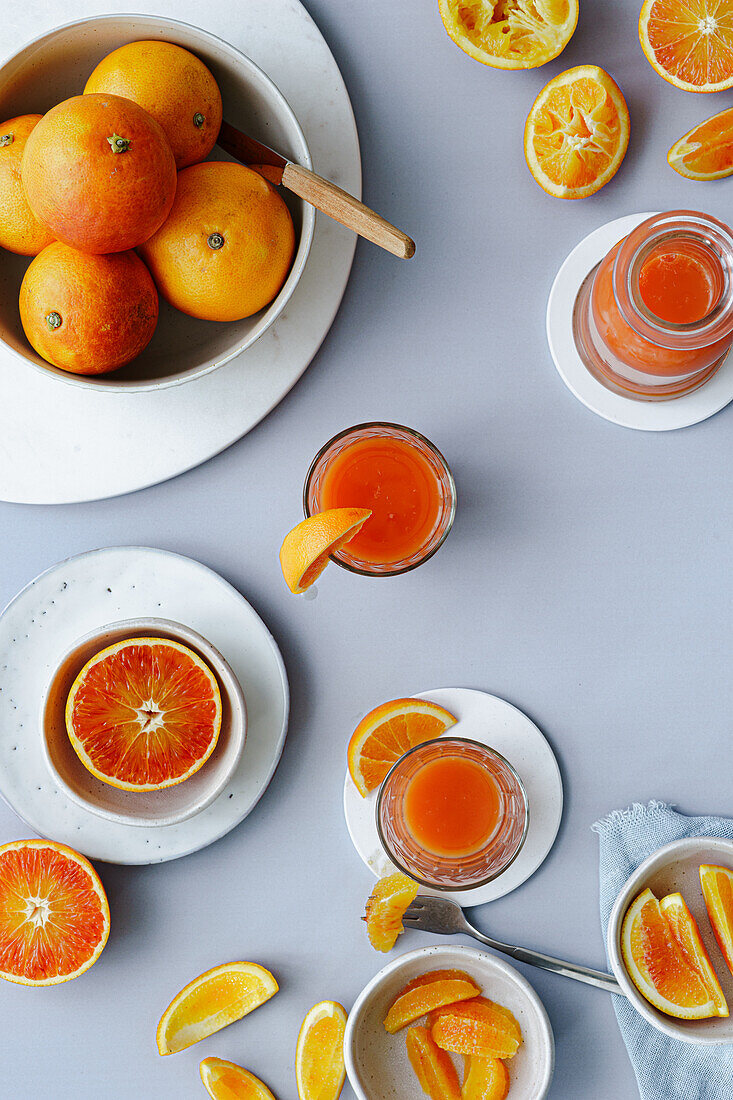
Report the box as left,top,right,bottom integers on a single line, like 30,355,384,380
279,507,372,594
700,864,733,975
347,697,457,797
364,872,419,952
660,892,728,1017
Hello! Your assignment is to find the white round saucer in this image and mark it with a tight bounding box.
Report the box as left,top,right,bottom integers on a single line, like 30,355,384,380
546,211,733,431
0,547,289,864
0,0,361,504
343,688,563,906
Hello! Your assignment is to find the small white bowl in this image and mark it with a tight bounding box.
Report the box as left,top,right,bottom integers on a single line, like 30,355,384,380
344,945,554,1100
0,13,315,390
41,617,246,827
607,836,733,1044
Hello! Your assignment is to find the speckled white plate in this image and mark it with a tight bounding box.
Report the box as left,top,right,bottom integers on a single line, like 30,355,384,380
344,688,563,906
0,546,289,863
345,944,555,1100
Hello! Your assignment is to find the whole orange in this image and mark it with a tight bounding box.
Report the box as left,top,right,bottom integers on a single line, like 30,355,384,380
84,40,223,169
139,161,295,322
0,115,55,255
19,242,158,375
21,94,177,254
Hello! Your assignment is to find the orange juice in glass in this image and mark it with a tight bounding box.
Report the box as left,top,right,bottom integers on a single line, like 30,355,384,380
303,423,456,576
377,738,528,890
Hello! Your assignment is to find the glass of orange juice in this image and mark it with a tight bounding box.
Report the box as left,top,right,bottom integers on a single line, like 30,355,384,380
376,737,528,890
303,422,456,576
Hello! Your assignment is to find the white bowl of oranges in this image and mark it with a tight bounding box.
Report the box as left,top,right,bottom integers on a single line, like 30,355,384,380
0,14,314,390
608,837,733,1044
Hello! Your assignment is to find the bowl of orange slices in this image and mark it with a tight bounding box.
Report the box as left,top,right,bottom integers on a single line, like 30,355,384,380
608,837,733,1043
345,944,554,1100
0,13,314,390
41,617,246,827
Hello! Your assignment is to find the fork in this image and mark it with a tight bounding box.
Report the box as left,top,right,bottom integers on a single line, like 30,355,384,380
403,895,624,996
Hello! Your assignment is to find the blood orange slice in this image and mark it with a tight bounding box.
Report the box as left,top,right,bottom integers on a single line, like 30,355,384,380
0,839,109,985
660,892,728,1016
700,864,733,975
65,637,222,791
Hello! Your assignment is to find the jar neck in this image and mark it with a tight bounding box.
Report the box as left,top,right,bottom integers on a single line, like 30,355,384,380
612,211,733,350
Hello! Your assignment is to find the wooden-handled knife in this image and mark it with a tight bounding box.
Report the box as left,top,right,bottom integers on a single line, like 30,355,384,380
217,121,415,259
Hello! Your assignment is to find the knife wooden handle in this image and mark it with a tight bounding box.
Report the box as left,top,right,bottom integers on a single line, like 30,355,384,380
282,163,415,259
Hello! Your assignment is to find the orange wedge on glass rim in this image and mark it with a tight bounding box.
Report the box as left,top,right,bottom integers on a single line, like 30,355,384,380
65,637,222,791
295,1000,347,1100
700,864,733,975
640,0,733,93
668,107,733,179
279,507,372,594
438,0,578,70
406,1026,461,1100
660,892,728,1016
384,969,481,1034
348,697,457,797
621,888,719,1018
157,962,278,1054
524,65,630,199
462,1055,510,1100
200,1058,277,1100
0,839,109,986
364,872,419,952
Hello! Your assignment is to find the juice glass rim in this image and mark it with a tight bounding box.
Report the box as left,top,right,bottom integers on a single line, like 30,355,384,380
302,421,457,578
375,735,530,892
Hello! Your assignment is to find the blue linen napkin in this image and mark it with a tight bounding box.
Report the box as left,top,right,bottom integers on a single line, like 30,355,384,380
593,800,733,1100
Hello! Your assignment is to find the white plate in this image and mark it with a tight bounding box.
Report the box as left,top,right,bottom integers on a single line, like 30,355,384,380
345,944,555,1100
344,688,563,906
546,212,733,431
0,546,289,864
0,0,361,503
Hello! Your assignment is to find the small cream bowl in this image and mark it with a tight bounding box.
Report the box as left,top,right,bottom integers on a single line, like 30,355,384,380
41,617,246,827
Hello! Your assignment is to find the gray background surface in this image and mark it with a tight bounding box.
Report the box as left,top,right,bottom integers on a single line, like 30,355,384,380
1,0,732,1096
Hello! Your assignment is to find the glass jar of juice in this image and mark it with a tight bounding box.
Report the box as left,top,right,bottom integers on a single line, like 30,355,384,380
573,210,733,400
377,737,528,890
303,422,456,576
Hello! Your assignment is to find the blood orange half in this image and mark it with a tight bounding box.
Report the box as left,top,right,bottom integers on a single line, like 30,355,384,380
65,637,222,791
0,840,109,985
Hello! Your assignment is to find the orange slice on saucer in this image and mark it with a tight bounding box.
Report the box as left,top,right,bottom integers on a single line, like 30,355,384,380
438,0,578,70
463,1055,510,1100
0,839,109,985
200,1058,277,1100
621,888,719,1018
384,970,481,1034
65,637,222,791
406,1026,461,1100
157,961,278,1054
524,65,630,199
295,1000,347,1100
279,508,372,593
668,107,733,179
640,0,733,93
700,864,733,975
364,872,419,952
660,892,728,1016
347,697,457,797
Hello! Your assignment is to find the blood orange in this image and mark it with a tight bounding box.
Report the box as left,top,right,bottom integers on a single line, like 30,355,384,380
65,637,222,791
0,840,109,985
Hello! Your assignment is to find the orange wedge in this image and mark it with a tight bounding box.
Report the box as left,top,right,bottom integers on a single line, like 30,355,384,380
430,998,522,1059
348,697,457,797
364,872,419,952
524,65,630,199
621,888,719,1019
157,961,278,1054
406,1026,461,1100
279,508,371,594
384,971,481,1034
438,0,578,70
660,892,728,1016
668,107,733,179
640,0,733,93
295,1000,347,1100
700,864,733,975
462,1056,510,1100
200,1058,277,1100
